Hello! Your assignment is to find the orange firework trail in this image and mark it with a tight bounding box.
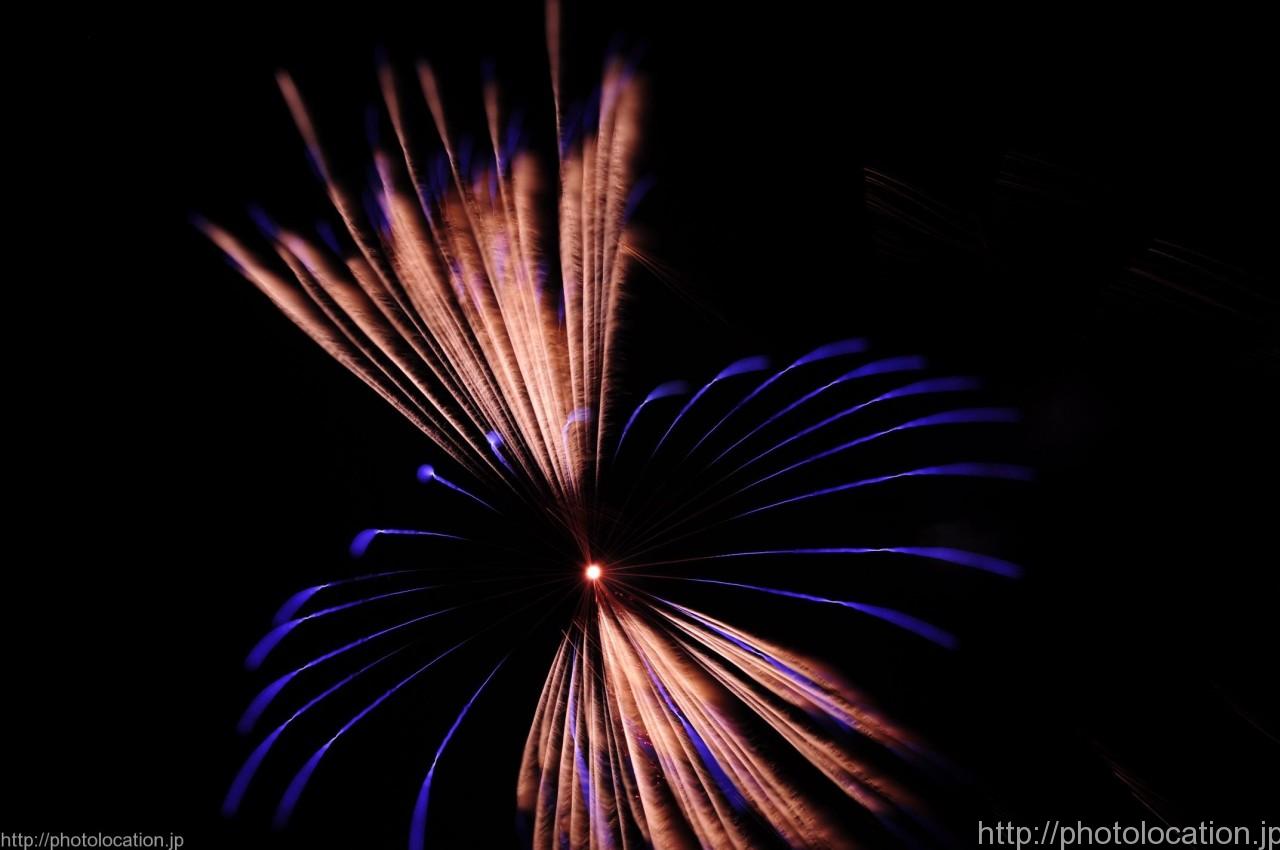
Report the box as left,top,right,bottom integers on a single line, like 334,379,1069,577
201,19,640,559
207,5,1028,848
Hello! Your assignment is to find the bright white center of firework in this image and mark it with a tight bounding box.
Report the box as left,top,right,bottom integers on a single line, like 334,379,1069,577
585,564,602,581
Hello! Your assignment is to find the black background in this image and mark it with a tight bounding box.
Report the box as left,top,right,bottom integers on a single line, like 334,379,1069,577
11,4,1277,848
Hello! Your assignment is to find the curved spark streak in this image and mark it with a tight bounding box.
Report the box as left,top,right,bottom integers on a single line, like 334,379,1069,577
418,464,497,512
671,578,957,649
349,528,466,559
628,546,1022,578
735,407,1021,495
223,646,408,816
734,463,1035,519
612,405,1013,562
732,377,982,475
650,356,771,458
615,380,690,459
410,657,509,850
272,570,421,625
246,584,439,670
274,641,469,827
709,355,928,467
685,339,868,458
238,605,461,734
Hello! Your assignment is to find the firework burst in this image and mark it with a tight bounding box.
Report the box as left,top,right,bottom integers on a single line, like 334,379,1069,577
204,6,1028,847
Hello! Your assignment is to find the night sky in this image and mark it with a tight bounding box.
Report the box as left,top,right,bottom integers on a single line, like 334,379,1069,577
12,5,1277,848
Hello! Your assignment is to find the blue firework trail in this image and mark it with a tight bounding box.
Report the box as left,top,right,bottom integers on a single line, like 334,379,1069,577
219,339,1027,848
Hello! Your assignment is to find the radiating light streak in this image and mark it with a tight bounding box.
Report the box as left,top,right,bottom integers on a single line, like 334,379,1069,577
349,528,466,559
649,576,957,649
410,656,509,850
614,380,690,459
649,356,771,458
733,407,1021,495
274,640,469,828
246,584,441,670
685,338,868,458
619,546,1022,579
223,645,409,816
708,355,928,467
731,377,983,476
417,464,498,512
733,463,1035,519
271,570,422,625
